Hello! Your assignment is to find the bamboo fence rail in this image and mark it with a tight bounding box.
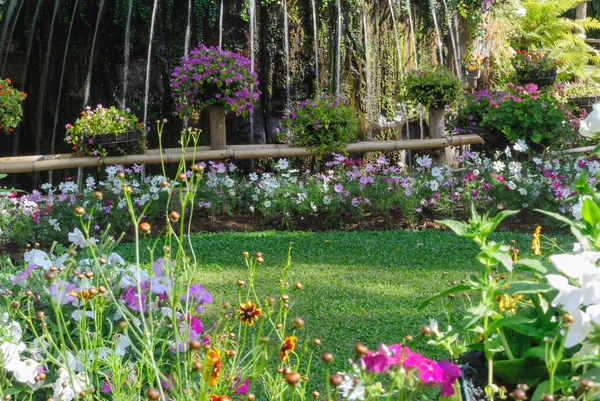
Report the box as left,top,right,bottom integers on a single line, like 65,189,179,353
0,134,484,174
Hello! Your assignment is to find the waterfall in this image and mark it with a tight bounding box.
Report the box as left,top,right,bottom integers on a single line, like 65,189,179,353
49,0,79,184
143,0,160,128
249,0,256,145
219,0,224,48
283,0,291,110
121,0,133,108
387,0,403,76
310,0,320,92
336,0,342,97
34,0,60,157
429,0,444,66
0,0,18,69
1,0,25,77
362,1,370,115
83,0,106,108
406,0,418,69
441,0,461,78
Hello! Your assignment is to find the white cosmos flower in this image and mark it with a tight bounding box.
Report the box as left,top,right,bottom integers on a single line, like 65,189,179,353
0,342,26,372
68,228,87,248
547,254,600,348
53,368,88,401
514,7,526,17
12,358,41,386
114,334,131,357
513,140,528,153
71,311,95,322
339,373,365,401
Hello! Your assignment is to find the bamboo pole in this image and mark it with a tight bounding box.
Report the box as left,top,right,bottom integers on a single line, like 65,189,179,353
0,135,484,174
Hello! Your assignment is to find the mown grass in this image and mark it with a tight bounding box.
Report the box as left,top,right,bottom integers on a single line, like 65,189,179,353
115,228,572,394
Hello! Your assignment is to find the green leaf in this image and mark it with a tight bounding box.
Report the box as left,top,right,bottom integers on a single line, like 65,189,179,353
513,259,551,274
486,315,541,337
446,305,492,336
494,358,549,384
531,380,552,401
487,250,514,272
523,345,547,361
490,210,520,231
419,284,474,309
437,219,470,237
582,197,600,228
497,281,553,295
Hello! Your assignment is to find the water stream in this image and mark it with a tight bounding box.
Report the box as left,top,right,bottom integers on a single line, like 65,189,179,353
219,0,224,48
336,0,342,97
121,0,133,108
283,0,291,110
143,0,160,128
0,0,18,70
49,0,79,184
83,0,106,108
1,0,25,77
429,0,444,66
310,0,319,92
441,0,461,77
406,0,418,69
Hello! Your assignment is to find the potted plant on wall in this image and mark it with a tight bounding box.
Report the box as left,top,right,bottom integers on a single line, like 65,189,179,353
170,45,260,150
280,95,359,159
512,50,561,88
563,78,600,116
402,68,462,164
64,105,145,160
0,78,27,134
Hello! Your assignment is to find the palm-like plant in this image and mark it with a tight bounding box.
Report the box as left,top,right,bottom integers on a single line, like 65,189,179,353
511,0,600,79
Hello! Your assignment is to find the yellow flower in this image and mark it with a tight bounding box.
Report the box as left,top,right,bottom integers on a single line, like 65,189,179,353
281,336,296,362
203,349,222,387
532,226,542,256
497,294,517,315
237,301,262,326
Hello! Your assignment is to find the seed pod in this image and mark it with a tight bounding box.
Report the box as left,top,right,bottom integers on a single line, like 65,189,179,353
125,186,133,194
311,391,320,398
117,172,125,179
160,180,169,188
85,271,93,278
35,311,44,319
98,286,107,293
93,191,103,200
225,350,236,357
237,280,246,287
542,394,554,401
281,294,289,301
11,301,19,309
177,173,187,181
99,258,107,265
295,282,303,290
170,211,180,221
74,207,85,216
242,251,249,258
321,353,334,363
25,290,33,297
255,252,263,258
510,389,526,400
313,338,321,346
50,266,57,272
44,271,55,281
89,287,98,296
256,257,264,264
275,323,283,329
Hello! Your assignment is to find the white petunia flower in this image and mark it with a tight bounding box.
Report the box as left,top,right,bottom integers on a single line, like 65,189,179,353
12,358,41,386
513,140,528,153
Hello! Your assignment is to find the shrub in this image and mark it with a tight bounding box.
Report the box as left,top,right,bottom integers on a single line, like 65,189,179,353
511,50,561,74
0,78,26,134
280,96,359,158
170,45,260,118
401,68,462,109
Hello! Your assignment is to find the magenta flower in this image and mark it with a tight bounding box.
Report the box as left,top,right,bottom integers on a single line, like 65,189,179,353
360,344,407,373
438,361,461,397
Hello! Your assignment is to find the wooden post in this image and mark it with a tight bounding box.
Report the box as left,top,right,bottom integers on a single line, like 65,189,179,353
429,107,447,165
576,2,587,20
209,105,227,150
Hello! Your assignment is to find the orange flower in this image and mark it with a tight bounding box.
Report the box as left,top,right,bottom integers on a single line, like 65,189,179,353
210,396,232,401
237,301,262,326
203,349,222,387
281,336,296,362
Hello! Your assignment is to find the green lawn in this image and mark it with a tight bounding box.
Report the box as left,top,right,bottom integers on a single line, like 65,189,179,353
115,228,571,393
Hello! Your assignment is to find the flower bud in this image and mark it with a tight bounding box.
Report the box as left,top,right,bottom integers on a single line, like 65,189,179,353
93,191,103,200
11,301,19,309
404,334,414,342
160,180,169,188
511,389,527,400
178,173,187,181
293,317,305,329
321,353,334,363
256,257,264,264
85,271,93,278
124,186,133,194
117,172,125,179
74,207,85,216
237,280,246,287
189,340,201,350
35,311,44,319
225,349,236,357
329,374,343,387
275,323,283,330
242,251,249,258
170,211,180,221
542,394,554,401
117,321,128,330
311,391,320,398
247,395,255,401
44,271,55,281
140,222,151,234
285,372,301,386
146,388,160,400
98,285,107,293
281,294,289,301
421,325,432,336
581,379,594,389
295,282,303,290
355,344,369,355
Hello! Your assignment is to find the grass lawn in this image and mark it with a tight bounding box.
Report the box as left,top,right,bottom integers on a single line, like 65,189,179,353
115,228,571,394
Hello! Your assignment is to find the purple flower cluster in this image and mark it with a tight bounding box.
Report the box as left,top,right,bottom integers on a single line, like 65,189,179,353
170,45,260,116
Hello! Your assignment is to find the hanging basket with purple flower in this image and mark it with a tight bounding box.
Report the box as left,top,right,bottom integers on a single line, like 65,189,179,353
170,45,260,118
64,105,145,160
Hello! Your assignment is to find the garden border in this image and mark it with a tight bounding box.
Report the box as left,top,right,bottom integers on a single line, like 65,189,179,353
0,135,484,173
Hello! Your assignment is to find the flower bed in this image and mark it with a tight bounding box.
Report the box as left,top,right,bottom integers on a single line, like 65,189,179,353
0,146,595,248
